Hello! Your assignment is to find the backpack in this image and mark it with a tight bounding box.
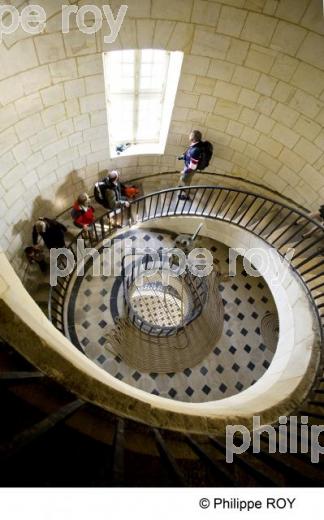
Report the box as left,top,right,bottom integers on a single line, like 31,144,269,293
197,141,213,170
122,185,140,199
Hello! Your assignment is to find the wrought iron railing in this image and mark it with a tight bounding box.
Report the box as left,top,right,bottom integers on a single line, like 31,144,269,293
49,185,324,344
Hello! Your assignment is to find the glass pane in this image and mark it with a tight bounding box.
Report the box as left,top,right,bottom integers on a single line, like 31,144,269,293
136,96,161,141
109,95,134,143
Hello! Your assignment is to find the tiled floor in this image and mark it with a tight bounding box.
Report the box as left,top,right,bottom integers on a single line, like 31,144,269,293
64,228,278,403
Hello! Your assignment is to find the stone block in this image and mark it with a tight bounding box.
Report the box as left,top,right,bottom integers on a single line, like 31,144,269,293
238,88,260,108
241,127,260,145
241,12,277,46
0,77,24,105
279,148,305,172
74,114,91,132
56,119,74,138
42,104,66,127
208,60,235,81
239,107,258,126
206,114,228,131
77,55,103,77
230,137,246,152
255,74,277,96
214,99,242,119
179,74,196,92
168,23,194,52
29,127,58,153
213,80,240,101
255,114,275,134
227,120,243,137
34,34,66,64
136,20,155,49
12,142,32,163
91,111,107,127
257,134,283,157
194,77,216,95
41,85,65,107
276,0,310,24
232,66,260,89
0,152,16,178
0,104,18,131
255,96,276,116
64,29,97,57
192,0,221,26
175,92,199,109
293,138,322,164
198,95,216,112
271,21,307,56
300,0,324,35
272,103,299,127
65,100,80,118
80,94,106,113
15,114,43,140
226,39,249,65
272,82,296,103
263,0,278,16
152,0,192,21
245,45,276,73
297,33,324,70
217,5,247,37
21,66,51,96
192,30,231,60
289,90,322,120
49,59,78,84
291,62,324,98
15,94,43,119
258,150,282,173
64,79,86,100
3,181,25,207
271,123,299,149
1,163,25,191
42,138,69,160
299,164,324,191
278,165,300,187
183,55,210,76
270,54,299,82
293,116,321,141
153,21,176,49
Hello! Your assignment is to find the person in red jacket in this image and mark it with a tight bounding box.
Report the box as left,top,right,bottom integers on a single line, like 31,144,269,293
71,193,95,233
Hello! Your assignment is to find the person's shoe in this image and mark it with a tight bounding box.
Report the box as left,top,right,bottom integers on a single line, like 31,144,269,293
178,194,191,201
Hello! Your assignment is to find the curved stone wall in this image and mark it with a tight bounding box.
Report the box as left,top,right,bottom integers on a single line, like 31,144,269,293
0,213,320,434
1,0,324,272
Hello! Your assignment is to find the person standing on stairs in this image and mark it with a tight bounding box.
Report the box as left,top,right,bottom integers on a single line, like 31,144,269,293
32,217,67,250
71,193,96,235
177,130,203,201
94,170,130,211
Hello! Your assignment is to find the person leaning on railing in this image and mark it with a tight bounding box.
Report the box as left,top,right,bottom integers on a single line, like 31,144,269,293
94,170,130,211
71,193,96,237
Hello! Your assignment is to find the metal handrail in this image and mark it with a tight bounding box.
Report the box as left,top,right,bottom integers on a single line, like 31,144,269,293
49,185,324,347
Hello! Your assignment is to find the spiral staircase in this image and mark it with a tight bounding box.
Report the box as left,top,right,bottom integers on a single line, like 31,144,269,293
0,172,324,487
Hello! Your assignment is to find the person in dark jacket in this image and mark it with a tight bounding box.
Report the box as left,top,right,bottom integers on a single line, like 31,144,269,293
94,170,130,210
177,130,202,201
32,218,67,249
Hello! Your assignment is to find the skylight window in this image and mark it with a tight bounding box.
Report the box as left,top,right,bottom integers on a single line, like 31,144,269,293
103,49,183,157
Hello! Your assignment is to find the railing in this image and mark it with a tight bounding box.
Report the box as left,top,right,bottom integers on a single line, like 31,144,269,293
49,185,324,345
122,250,207,336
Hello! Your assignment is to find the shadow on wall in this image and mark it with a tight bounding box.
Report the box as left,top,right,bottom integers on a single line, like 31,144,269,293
11,170,87,279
